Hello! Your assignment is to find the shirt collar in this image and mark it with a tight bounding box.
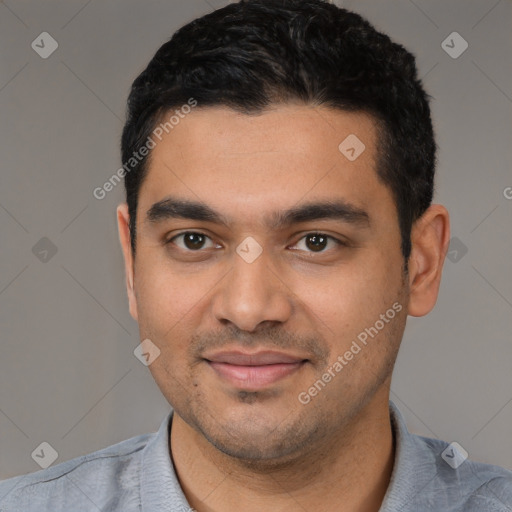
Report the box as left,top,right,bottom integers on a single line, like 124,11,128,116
379,400,439,511
140,409,190,512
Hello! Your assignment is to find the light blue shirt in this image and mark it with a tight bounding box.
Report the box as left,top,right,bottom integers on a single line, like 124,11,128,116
1,401,511,511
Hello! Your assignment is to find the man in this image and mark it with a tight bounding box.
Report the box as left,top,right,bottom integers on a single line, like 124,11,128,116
1,0,511,510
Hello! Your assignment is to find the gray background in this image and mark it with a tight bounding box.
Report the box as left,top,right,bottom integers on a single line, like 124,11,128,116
0,0,511,480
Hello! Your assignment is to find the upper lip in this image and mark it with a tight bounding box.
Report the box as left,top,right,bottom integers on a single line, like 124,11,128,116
204,350,307,366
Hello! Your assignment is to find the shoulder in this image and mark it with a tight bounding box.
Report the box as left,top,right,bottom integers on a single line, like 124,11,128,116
0,432,154,512
386,401,512,511
416,433,512,510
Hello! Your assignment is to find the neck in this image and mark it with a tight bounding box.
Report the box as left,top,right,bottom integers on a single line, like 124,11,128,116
170,390,395,512
169,388,395,512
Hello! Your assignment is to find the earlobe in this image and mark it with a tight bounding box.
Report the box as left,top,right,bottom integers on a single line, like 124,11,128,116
407,204,450,317
116,203,138,321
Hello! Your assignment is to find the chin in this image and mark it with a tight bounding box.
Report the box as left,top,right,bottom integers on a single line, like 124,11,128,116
188,404,329,468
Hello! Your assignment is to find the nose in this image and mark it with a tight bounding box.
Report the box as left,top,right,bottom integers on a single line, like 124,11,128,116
210,246,293,332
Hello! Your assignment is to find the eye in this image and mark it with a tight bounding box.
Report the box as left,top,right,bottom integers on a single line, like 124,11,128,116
290,233,345,253
168,232,219,251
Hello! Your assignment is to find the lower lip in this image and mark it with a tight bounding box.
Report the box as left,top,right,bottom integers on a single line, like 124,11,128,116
207,361,304,389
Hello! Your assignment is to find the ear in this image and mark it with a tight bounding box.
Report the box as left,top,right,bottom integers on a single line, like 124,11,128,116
407,204,450,317
117,203,138,321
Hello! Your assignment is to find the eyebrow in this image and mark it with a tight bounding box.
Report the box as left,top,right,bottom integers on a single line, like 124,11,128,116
146,196,370,230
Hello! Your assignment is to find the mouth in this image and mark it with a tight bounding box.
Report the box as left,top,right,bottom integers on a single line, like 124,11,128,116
203,350,309,390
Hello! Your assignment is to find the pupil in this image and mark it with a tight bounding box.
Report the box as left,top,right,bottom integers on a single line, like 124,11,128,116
184,233,204,250
306,234,327,252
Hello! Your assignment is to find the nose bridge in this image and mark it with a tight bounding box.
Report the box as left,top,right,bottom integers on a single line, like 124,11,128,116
211,245,292,332
232,251,272,300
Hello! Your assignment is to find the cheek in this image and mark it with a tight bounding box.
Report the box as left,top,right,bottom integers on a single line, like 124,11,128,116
133,255,204,340
292,258,402,348
134,260,203,398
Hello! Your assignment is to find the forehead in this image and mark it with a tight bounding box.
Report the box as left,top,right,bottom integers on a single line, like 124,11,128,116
138,105,394,228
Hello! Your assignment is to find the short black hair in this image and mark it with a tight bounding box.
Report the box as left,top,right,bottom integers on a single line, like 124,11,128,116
121,0,436,266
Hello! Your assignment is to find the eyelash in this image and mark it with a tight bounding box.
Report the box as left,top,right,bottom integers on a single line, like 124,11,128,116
166,231,346,254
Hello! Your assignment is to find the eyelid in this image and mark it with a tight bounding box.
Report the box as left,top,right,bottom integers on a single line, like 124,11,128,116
166,231,219,250
289,233,347,253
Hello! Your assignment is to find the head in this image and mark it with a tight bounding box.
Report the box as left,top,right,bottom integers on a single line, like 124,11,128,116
117,0,449,465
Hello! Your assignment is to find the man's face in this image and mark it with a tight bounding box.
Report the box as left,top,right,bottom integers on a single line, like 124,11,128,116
124,105,409,462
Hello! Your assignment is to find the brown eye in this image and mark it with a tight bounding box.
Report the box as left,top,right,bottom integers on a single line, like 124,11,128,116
183,233,206,250
169,232,217,251
305,234,328,252
290,233,345,253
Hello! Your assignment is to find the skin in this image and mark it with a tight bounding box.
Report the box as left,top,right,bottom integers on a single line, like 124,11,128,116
117,104,450,512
